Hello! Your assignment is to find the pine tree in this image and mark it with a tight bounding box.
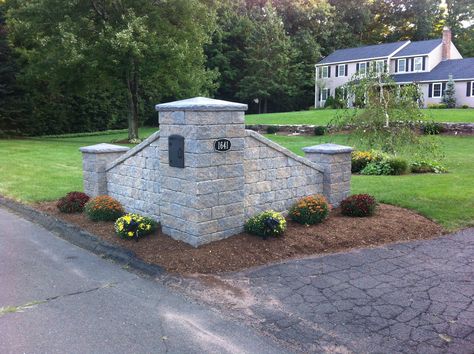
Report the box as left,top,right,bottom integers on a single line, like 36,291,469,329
442,75,456,108
237,5,297,113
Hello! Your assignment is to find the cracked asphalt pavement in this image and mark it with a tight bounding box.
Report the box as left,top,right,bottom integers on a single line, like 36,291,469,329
208,228,474,353
0,207,290,354
2,205,473,353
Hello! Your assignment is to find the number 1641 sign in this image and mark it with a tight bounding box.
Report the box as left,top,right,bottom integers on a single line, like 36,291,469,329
214,139,231,152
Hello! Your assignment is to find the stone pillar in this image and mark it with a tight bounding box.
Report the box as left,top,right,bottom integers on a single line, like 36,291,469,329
302,143,353,206
155,97,248,247
79,143,130,197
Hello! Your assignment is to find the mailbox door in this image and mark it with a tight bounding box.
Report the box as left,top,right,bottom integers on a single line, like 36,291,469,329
168,135,184,168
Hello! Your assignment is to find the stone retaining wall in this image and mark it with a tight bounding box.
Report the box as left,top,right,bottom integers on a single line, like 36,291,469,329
105,131,161,221
244,130,324,218
246,122,474,136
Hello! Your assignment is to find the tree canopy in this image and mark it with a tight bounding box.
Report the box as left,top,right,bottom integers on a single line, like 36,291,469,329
0,0,473,136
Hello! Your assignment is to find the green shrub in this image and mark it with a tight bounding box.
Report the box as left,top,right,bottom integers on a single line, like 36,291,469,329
245,210,286,239
289,195,330,225
385,157,409,175
360,160,393,175
314,126,326,136
85,195,125,221
340,194,377,217
461,105,469,109
56,192,90,213
324,96,336,108
115,213,158,240
427,103,447,109
351,150,375,173
411,160,447,174
266,125,279,134
422,121,444,135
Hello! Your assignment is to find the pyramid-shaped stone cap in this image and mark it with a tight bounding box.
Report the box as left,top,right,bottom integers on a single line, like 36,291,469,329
302,143,353,154
155,97,248,112
79,143,130,154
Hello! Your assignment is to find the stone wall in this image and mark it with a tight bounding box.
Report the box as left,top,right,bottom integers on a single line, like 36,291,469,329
81,97,353,247
246,122,474,136
105,131,161,221
156,99,247,247
244,130,324,218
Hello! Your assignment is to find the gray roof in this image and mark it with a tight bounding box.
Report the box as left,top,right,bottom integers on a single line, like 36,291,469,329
392,58,474,83
392,39,442,58
318,41,409,65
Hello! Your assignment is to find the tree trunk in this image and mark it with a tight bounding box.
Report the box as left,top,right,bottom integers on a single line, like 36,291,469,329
126,58,139,141
379,77,389,128
263,97,268,113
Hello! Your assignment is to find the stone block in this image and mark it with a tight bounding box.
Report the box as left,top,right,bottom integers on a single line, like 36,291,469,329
212,202,243,219
219,190,245,206
218,215,244,230
217,164,244,179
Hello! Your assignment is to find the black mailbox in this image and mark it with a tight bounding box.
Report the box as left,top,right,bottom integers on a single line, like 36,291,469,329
168,134,184,168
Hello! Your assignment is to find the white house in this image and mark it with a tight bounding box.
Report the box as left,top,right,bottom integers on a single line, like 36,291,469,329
315,28,474,108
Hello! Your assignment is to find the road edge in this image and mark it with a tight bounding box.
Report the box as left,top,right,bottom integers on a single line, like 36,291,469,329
0,196,164,277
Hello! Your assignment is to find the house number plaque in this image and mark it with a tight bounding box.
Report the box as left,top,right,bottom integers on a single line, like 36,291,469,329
214,139,231,152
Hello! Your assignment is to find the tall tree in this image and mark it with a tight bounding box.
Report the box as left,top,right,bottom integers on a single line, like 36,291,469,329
205,0,252,102
327,0,372,48
444,0,474,39
237,4,297,113
367,0,442,43
0,2,25,136
7,0,217,140
456,25,474,57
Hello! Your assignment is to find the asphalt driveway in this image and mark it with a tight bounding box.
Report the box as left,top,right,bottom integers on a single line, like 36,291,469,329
198,227,474,353
0,207,290,354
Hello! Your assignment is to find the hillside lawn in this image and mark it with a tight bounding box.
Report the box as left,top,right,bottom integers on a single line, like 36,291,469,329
245,108,474,125
0,128,472,231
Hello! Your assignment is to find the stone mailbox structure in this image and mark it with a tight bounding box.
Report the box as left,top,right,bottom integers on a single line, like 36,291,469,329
80,97,353,247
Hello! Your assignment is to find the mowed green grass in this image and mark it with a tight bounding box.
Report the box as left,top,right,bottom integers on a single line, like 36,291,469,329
0,127,158,203
0,128,472,230
245,108,474,125
267,134,474,231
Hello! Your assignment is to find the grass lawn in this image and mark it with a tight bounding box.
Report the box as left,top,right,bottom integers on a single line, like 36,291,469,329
0,127,158,203
245,108,474,125
268,134,474,231
0,128,472,231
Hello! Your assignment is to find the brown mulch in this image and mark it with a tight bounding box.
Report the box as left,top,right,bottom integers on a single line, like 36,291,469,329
35,202,444,275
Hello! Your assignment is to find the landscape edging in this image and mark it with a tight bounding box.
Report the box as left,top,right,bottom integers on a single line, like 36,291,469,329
0,196,164,277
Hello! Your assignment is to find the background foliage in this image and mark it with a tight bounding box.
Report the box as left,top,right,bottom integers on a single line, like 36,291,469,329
0,0,473,136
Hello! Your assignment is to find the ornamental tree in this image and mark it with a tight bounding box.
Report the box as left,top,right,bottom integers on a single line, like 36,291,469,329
442,75,456,108
334,65,442,160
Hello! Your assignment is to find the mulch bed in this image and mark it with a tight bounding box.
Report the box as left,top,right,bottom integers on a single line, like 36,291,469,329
35,202,444,275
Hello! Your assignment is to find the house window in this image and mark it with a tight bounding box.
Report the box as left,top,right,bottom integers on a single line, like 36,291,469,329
376,60,385,74
471,82,474,96
398,59,406,72
338,65,346,77
414,57,423,72
321,88,330,101
321,66,329,78
432,83,442,98
358,62,367,75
